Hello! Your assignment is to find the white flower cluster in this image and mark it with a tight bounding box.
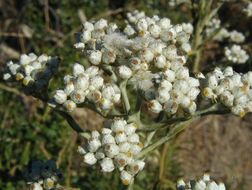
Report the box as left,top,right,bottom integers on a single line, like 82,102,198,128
203,67,252,117
206,18,245,44
244,2,252,17
3,53,57,86
78,118,145,185
177,174,226,190
205,18,221,38
145,70,200,114
229,30,245,44
53,63,121,112
224,45,249,64
73,10,199,115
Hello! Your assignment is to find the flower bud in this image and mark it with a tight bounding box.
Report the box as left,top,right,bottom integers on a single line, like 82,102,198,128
158,18,171,29
85,66,99,77
77,146,86,155
136,18,148,31
127,133,140,143
104,144,120,158
161,28,176,42
102,128,112,135
127,160,145,175
84,152,97,165
118,65,132,79
147,99,163,113
111,119,127,132
115,153,128,168
99,98,113,110
115,132,127,144
218,183,226,190
140,49,154,63
70,90,85,104
100,158,115,172
164,69,175,82
102,134,115,145
95,151,105,160
63,100,76,112
88,138,101,152
94,19,108,30
81,30,91,43
43,177,54,190
148,24,161,38
73,63,85,77
154,55,166,69
74,42,85,49
120,170,133,185
119,142,131,153
206,181,218,190
54,90,67,104
195,180,206,190
124,123,137,135
74,74,89,90
83,21,94,31
64,82,75,95
102,49,116,64
88,50,102,65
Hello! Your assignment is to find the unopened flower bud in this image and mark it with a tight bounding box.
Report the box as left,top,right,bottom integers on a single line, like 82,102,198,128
100,157,115,172
54,90,67,104
84,153,97,165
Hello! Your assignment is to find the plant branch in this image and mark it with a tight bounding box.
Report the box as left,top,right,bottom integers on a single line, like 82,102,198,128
120,80,131,115
136,119,194,159
56,110,84,133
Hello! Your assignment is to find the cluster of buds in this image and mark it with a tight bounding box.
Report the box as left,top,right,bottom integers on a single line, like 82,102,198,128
3,53,58,86
177,173,226,190
53,63,121,112
202,67,252,117
205,18,245,44
205,18,221,38
72,10,200,115
25,160,63,190
145,70,200,114
224,45,249,64
78,118,145,185
244,2,252,17
205,17,249,64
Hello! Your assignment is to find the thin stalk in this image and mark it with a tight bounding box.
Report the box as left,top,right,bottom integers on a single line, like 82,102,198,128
120,80,131,114
191,1,223,72
56,110,84,133
136,119,194,159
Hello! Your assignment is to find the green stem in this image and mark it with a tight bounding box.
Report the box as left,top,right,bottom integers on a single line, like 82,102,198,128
136,119,194,159
191,1,223,72
56,110,84,133
120,80,131,114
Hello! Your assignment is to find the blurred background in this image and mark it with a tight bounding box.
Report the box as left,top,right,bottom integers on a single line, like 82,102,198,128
0,0,252,189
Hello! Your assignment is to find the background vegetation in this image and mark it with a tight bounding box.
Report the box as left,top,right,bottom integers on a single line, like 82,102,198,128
0,0,252,189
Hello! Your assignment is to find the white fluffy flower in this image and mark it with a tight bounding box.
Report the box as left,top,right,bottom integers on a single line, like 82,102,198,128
78,118,145,185
88,50,102,65
73,63,85,77
118,66,132,79
54,90,67,104
225,45,249,64
84,152,97,165
120,170,133,185
229,30,245,43
100,158,115,172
